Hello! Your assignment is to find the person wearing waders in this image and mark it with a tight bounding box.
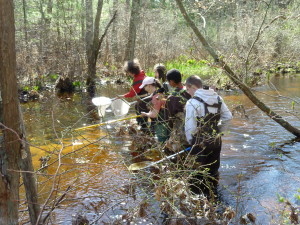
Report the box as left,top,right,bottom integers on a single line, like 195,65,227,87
118,59,152,134
163,69,191,158
139,77,168,143
165,69,191,131
185,75,232,197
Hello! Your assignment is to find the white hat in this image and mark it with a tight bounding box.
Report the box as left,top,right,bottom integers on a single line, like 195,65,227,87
139,77,155,89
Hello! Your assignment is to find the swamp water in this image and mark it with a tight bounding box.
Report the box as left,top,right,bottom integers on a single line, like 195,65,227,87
20,75,300,224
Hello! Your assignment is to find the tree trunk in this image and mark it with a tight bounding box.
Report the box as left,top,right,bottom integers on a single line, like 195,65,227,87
233,0,239,48
126,0,130,9
0,0,22,223
55,0,61,42
85,0,116,97
85,0,96,96
111,0,119,62
175,0,300,137
0,1,40,224
19,114,40,225
81,0,85,42
22,0,29,50
124,0,140,61
45,0,53,26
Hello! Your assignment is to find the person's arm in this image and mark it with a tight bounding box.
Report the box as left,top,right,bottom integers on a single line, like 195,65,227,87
141,96,164,118
185,100,198,145
141,109,159,118
123,86,139,98
122,77,144,98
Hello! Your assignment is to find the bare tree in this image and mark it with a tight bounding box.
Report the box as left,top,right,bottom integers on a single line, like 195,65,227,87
111,0,119,63
124,0,140,61
22,0,29,51
175,0,300,137
85,0,117,97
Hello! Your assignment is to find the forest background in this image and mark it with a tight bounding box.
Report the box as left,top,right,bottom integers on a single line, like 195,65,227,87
14,0,300,92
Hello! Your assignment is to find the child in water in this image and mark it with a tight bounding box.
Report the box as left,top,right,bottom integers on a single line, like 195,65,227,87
139,77,169,143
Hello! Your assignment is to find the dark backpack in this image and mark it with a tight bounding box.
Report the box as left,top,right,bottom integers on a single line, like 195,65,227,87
192,96,222,144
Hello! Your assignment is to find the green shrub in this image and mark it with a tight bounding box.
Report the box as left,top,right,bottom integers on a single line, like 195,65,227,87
165,56,221,81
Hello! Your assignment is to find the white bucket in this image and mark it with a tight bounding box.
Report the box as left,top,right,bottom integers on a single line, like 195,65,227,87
111,99,131,117
92,97,112,117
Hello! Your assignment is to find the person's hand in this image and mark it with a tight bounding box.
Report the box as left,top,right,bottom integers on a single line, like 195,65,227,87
115,95,123,99
141,112,148,117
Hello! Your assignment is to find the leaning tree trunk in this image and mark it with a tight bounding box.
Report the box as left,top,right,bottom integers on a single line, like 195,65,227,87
124,0,140,61
19,115,40,225
175,0,300,137
0,1,40,224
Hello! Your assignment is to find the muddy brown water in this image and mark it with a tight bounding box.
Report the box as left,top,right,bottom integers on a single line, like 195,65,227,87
20,76,300,224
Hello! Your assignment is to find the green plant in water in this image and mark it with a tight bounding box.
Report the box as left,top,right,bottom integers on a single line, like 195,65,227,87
277,192,300,225
277,193,285,203
73,81,81,88
50,73,59,81
269,142,276,149
255,68,262,74
23,86,30,91
110,65,117,71
291,101,295,111
294,189,300,201
33,86,40,91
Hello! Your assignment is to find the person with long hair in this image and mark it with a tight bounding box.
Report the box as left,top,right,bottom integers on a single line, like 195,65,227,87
153,63,172,94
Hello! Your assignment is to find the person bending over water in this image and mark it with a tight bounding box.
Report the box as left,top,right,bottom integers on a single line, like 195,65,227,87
118,59,152,133
139,77,169,143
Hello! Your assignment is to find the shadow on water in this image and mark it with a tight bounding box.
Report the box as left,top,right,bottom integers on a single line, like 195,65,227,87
19,77,300,224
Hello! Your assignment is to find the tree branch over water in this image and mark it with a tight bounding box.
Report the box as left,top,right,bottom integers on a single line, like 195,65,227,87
175,0,300,137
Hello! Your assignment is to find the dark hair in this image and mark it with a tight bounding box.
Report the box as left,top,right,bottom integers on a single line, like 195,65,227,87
123,59,141,75
151,78,162,89
166,69,182,83
154,63,166,82
185,75,203,88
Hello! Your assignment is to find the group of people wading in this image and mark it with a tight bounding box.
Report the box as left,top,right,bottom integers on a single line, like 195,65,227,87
118,59,233,197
